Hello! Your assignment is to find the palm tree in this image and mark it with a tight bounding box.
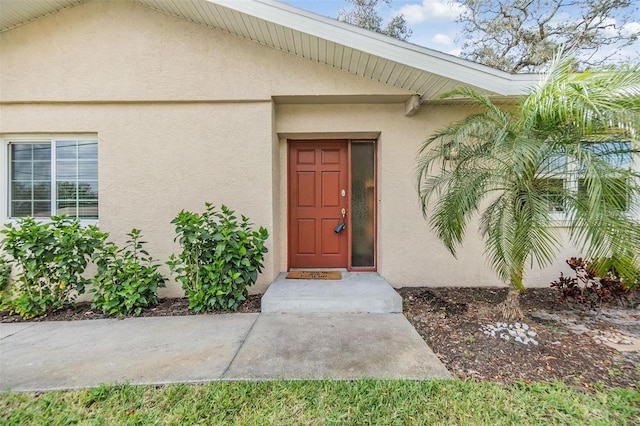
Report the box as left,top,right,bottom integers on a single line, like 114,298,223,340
416,55,640,320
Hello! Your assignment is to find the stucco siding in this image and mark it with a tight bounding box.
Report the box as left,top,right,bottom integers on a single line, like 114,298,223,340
276,103,577,288
0,0,409,296
0,0,408,103
1,0,584,296
1,101,278,296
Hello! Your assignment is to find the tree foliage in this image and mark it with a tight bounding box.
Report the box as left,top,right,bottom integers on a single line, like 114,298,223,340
457,0,639,72
338,0,412,41
415,54,640,319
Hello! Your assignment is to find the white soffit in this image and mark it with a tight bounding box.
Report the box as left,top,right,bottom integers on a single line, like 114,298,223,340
0,0,540,101
0,0,87,31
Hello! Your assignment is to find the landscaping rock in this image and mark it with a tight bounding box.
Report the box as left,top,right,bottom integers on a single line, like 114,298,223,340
480,322,538,345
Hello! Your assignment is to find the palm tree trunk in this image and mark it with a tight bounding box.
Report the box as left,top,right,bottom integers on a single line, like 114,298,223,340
498,285,524,321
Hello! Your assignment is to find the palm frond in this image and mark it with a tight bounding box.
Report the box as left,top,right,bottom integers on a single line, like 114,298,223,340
416,55,640,291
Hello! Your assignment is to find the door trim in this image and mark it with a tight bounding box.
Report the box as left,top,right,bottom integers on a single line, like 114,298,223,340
287,139,377,271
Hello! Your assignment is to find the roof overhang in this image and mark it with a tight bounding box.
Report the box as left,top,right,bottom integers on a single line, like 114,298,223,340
0,0,540,102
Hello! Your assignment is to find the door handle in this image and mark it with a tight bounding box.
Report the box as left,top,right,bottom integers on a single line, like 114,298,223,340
335,208,347,233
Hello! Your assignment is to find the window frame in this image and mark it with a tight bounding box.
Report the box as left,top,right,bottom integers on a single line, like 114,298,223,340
2,135,99,225
543,141,639,224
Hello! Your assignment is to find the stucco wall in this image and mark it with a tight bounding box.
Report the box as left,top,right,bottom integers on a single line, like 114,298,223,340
276,103,578,289
0,0,409,296
0,0,581,296
1,102,277,296
0,0,407,102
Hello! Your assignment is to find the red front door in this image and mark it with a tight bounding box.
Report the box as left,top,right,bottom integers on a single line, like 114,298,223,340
288,141,348,268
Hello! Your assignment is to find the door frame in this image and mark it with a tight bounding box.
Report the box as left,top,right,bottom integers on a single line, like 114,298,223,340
287,139,377,271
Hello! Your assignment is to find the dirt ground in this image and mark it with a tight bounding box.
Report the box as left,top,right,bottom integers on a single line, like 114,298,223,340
2,287,638,390
399,287,640,390
0,295,262,322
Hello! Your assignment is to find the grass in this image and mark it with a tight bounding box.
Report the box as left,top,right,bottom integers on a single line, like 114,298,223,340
1,379,638,425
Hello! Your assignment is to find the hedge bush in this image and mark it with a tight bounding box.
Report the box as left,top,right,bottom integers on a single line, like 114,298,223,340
167,203,269,312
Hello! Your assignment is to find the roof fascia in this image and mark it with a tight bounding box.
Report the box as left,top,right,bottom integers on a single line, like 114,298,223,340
208,0,539,96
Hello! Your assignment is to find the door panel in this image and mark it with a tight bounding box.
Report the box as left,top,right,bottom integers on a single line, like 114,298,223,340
322,172,340,206
289,141,348,268
297,172,315,206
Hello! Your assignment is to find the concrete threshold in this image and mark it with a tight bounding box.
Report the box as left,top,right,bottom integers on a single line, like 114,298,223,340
261,272,403,314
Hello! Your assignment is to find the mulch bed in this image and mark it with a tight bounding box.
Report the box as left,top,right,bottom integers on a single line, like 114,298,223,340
2,287,638,390
399,287,640,390
0,295,262,322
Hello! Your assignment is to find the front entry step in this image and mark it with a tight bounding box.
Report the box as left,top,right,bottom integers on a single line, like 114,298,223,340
261,272,402,314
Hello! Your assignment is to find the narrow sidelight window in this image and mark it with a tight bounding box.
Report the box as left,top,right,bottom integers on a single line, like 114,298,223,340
351,141,375,267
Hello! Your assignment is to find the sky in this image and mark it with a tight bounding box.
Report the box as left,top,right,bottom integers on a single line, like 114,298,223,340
281,0,640,63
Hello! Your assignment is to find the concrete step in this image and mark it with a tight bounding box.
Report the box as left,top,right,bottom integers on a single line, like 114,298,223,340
261,272,402,314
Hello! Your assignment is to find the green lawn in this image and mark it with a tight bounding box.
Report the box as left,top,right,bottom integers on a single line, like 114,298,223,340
1,379,638,425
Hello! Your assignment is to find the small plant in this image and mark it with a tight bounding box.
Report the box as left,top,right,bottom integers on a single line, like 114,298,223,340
167,203,269,313
620,268,640,292
91,229,167,316
551,257,639,308
0,256,11,291
0,257,12,311
549,272,582,302
0,216,107,319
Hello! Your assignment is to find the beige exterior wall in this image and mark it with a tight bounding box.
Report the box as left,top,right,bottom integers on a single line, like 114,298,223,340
1,102,277,296
1,0,580,296
275,104,577,289
0,0,406,102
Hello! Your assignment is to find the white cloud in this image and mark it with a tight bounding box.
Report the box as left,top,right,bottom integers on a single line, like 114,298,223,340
397,0,467,24
621,21,640,37
578,17,640,39
432,33,454,46
446,47,462,56
578,18,640,64
598,17,619,38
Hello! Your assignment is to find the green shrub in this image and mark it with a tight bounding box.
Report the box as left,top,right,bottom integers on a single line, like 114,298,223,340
0,257,12,312
167,203,269,313
0,216,107,319
551,256,639,308
620,268,640,291
91,229,167,316
0,256,10,292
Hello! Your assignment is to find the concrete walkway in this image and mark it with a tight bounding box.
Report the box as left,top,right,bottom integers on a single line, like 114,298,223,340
0,313,451,391
1,312,451,392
